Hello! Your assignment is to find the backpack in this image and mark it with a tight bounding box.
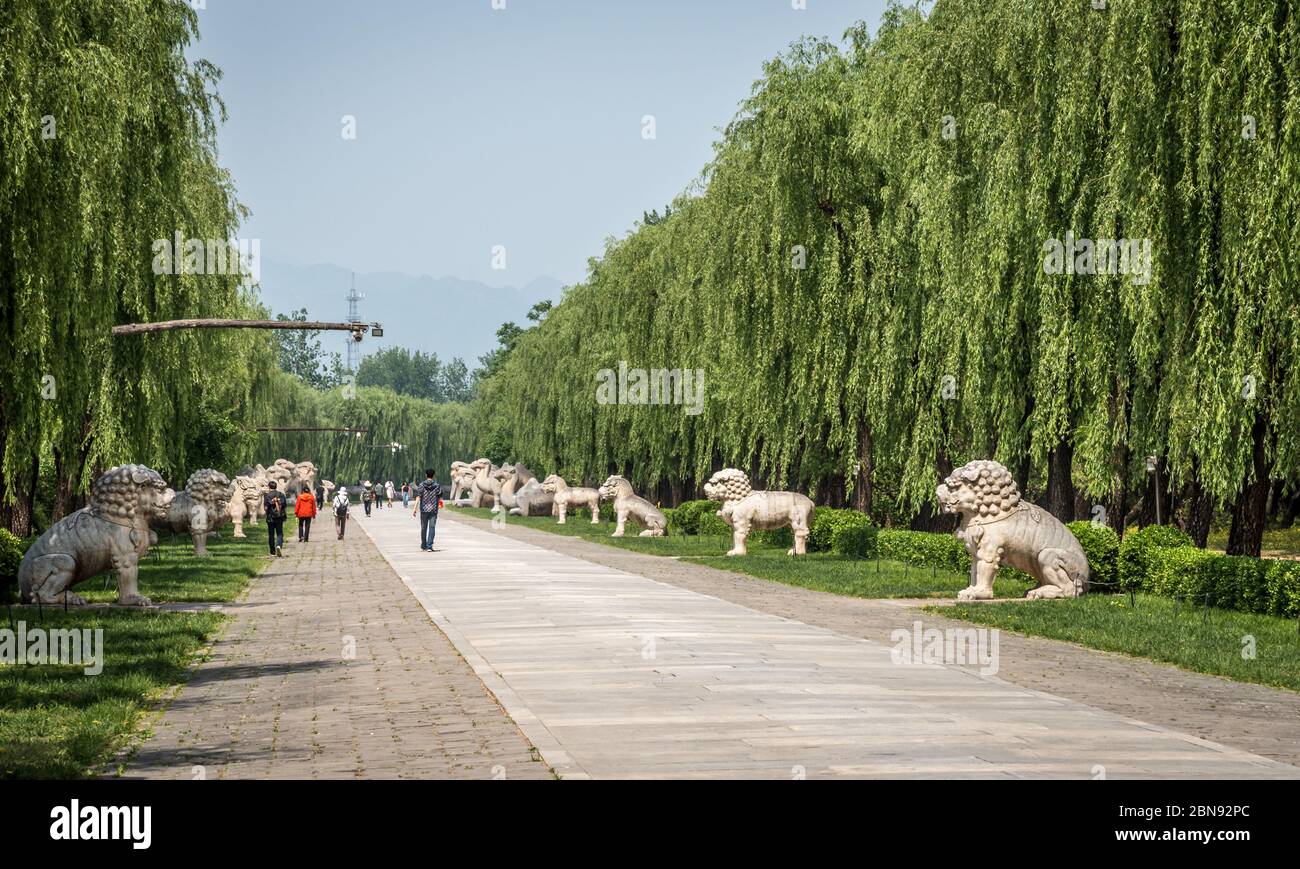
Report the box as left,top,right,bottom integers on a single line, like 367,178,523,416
265,493,286,522
334,498,348,518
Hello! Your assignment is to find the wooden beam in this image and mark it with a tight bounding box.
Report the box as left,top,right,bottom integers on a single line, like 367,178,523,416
112,319,370,336
248,427,369,434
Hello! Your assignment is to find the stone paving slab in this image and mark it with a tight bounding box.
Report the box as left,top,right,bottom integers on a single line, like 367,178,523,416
119,516,551,780
447,510,1300,769
363,510,1300,780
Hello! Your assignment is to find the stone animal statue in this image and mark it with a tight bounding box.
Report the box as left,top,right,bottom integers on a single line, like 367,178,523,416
509,478,557,517
495,463,535,512
541,475,601,524
703,468,814,556
470,458,502,509
19,464,174,607
598,475,667,537
936,459,1090,600
449,463,478,505
151,469,233,557
289,460,317,494
228,474,264,538
449,461,474,501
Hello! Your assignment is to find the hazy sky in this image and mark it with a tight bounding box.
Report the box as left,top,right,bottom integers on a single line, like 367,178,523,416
192,0,888,287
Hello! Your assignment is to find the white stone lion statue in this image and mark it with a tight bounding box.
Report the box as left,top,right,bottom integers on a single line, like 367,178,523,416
936,459,1090,600
19,464,174,607
598,475,666,537
703,468,814,556
151,469,233,557
541,475,600,524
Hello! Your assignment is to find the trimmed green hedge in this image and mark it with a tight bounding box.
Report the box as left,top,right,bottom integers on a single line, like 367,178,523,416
878,529,970,574
830,523,879,558
1119,525,1194,590
808,508,874,553
1066,521,1120,590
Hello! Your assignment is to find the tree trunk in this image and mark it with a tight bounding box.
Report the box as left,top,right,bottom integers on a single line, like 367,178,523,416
1227,415,1271,557
1045,441,1076,522
851,419,873,516
1179,471,1213,548
8,453,38,537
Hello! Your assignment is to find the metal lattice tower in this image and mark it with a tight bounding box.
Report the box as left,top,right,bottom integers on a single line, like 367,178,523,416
345,271,363,372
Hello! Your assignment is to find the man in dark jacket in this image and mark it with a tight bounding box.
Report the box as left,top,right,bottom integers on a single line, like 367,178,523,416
263,481,288,557
413,470,442,552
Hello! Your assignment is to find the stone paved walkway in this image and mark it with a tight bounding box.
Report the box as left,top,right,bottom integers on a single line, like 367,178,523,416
363,510,1300,779
448,512,1300,769
121,515,551,780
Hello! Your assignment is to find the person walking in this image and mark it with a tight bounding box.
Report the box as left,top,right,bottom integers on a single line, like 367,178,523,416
413,469,442,552
295,486,317,543
385,480,396,508
401,482,411,509
314,480,326,512
333,486,350,539
362,481,373,516
263,481,287,557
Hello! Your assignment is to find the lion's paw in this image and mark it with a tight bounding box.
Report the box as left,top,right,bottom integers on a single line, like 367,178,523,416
119,593,154,608
957,586,994,602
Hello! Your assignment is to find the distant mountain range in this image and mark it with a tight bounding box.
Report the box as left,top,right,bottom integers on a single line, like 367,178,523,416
254,259,565,366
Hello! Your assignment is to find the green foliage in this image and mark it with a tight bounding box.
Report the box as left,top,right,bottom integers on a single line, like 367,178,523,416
0,529,27,603
274,309,342,389
808,508,874,553
1119,526,1195,590
467,0,1300,529
1121,543,1300,618
878,529,971,575
830,522,879,558
356,346,473,403
1066,521,1121,590
667,500,717,535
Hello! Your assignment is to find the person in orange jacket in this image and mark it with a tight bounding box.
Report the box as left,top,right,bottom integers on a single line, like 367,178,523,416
294,486,318,543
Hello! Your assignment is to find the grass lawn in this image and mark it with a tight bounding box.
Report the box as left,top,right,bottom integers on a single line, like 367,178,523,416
452,507,1030,599
934,594,1300,693
1,518,271,778
78,521,275,604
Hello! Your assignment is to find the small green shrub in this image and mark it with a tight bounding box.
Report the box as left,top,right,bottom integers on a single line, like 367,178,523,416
808,508,873,553
831,523,879,558
1119,525,1194,590
751,527,793,547
0,529,26,604
1066,521,1120,590
669,500,716,535
697,511,731,537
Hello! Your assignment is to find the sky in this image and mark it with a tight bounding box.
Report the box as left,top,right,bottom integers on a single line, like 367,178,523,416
191,0,889,290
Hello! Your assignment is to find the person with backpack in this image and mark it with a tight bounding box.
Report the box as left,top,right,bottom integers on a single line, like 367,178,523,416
413,469,442,552
362,481,374,516
295,486,318,543
263,481,288,557
333,486,350,539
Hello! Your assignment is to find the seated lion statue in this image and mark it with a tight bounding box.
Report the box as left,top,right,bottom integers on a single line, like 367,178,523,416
703,468,814,556
19,464,173,607
936,459,1090,600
